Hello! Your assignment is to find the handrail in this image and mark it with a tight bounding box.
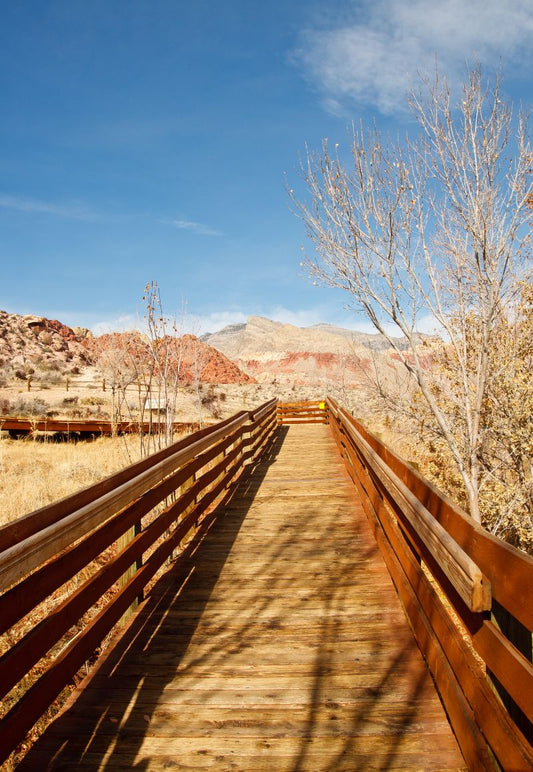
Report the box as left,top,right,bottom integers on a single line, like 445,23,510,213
277,399,327,424
0,416,201,436
0,412,249,592
0,400,279,766
0,412,247,553
340,411,490,612
326,396,533,771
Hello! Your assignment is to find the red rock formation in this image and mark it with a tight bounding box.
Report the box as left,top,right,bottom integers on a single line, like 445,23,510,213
177,335,255,384
239,351,371,385
89,332,255,385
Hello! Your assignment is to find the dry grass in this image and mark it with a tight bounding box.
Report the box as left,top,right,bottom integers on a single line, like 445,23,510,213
0,434,147,768
0,435,143,526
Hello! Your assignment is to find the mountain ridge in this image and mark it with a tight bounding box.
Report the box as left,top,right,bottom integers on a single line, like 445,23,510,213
200,315,418,386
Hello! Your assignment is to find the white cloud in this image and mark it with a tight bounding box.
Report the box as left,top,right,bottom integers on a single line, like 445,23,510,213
92,310,248,337
268,306,329,327
0,192,97,220
295,0,533,115
161,217,222,237
185,311,248,336
91,314,142,336
87,308,444,339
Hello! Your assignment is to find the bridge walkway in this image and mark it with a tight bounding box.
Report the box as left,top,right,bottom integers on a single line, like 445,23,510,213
22,424,465,770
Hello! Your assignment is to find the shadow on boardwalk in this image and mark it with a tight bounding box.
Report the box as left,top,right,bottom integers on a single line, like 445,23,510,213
21,425,464,771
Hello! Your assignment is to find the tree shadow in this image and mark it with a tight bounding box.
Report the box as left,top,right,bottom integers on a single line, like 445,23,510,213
20,424,462,771
20,427,288,770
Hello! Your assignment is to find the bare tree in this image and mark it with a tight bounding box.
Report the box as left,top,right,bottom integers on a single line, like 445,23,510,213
93,330,147,455
290,66,532,524
93,283,189,458
142,281,186,453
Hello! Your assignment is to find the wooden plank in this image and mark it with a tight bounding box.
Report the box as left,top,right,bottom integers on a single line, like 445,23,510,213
20,424,465,771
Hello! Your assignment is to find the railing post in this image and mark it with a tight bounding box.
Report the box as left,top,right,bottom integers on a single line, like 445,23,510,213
490,600,533,743
118,524,140,624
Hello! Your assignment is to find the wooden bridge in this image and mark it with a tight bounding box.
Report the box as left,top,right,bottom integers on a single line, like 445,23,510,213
1,400,532,770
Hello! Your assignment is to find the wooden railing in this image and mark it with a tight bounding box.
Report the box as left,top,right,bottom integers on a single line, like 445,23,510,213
2,396,532,769
326,397,533,771
0,399,278,765
0,416,201,438
277,399,327,424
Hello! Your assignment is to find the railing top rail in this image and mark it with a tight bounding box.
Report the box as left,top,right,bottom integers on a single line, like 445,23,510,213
327,397,533,629
277,399,324,407
0,399,280,767
250,397,278,422
0,411,250,554
326,396,533,768
340,411,490,611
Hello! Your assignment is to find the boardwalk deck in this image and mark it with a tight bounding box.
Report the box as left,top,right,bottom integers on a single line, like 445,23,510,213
21,424,466,771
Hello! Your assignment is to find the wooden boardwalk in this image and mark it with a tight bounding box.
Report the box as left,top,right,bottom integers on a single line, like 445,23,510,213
22,424,465,770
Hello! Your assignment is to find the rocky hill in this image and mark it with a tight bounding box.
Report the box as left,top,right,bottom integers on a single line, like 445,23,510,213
0,311,254,388
0,311,93,385
201,316,413,386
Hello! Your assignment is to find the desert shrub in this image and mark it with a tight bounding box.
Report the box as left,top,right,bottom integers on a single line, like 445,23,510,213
11,397,48,417
62,396,79,406
80,396,105,406
0,398,11,415
42,360,61,372
39,371,62,386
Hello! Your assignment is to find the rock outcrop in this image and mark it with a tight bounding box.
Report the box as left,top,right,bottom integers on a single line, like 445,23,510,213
0,311,91,382
178,334,256,384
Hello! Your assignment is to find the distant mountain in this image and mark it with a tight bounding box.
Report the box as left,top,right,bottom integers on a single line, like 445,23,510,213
0,310,429,393
201,316,414,386
86,332,255,385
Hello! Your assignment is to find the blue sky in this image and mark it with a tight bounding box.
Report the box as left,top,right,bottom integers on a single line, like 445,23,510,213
1,0,532,335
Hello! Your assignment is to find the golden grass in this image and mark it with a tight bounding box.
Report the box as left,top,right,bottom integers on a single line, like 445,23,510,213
0,435,143,526
0,434,147,768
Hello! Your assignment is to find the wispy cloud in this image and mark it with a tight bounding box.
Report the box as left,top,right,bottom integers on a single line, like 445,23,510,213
0,192,98,220
295,0,533,115
86,307,444,339
186,310,247,335
91,314,141,336
268,306,330,328
161,217,222,237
